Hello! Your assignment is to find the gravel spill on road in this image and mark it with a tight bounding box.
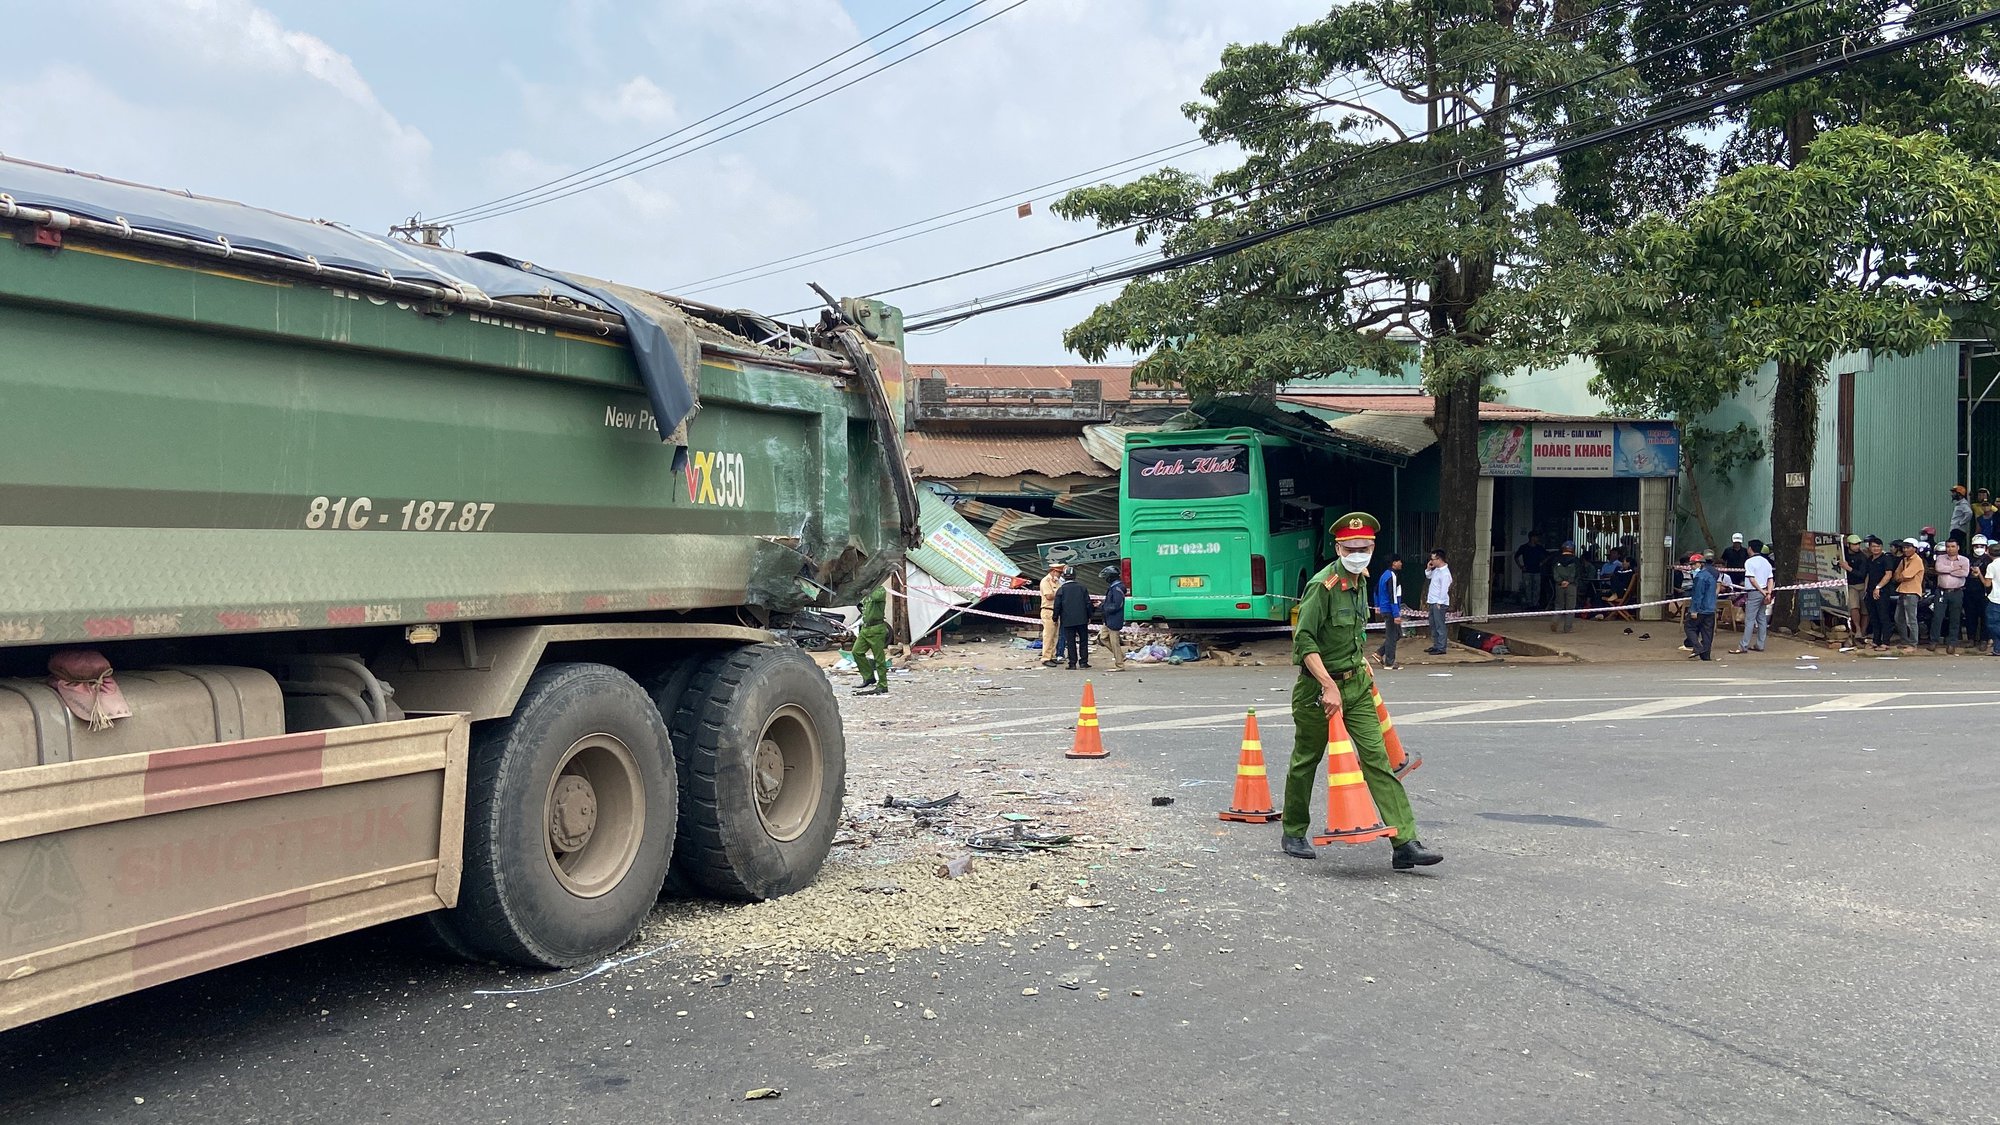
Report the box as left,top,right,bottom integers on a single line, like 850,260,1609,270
642,852,1097,960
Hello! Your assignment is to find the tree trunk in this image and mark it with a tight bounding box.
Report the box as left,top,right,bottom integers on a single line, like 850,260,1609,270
1434,375,1483,610
1766,105,1822,631
1767,358,1818,630
1683,452,1719,551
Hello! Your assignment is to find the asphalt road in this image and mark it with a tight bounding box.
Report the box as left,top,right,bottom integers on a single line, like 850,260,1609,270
5,656,1999,1124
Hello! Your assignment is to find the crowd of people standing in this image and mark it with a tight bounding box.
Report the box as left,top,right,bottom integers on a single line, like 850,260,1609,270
1680,485,2000,659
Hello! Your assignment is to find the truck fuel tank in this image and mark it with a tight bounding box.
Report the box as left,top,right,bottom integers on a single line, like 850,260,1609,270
0,666,284,769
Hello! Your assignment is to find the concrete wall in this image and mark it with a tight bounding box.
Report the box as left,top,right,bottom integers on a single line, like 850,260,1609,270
1490,356,1604,415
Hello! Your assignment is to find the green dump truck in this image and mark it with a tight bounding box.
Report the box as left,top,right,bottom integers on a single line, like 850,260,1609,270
0,158,917,1032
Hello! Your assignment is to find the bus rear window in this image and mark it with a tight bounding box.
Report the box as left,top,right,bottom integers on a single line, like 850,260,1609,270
1127,445,1253,500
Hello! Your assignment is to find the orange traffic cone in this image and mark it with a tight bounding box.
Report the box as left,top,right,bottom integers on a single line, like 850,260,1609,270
1370,686,1422,779
1065,680,1108,759
1311,710,1395,847
1219,709,1278,823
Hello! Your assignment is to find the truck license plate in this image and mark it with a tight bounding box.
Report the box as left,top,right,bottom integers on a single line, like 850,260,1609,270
1176,576,1205,589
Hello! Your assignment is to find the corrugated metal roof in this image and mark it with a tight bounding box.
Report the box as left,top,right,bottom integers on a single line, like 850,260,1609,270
1326,412,1439,456
903,432,1112,479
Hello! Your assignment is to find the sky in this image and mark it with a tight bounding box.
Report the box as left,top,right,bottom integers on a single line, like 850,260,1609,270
0,0,1329,365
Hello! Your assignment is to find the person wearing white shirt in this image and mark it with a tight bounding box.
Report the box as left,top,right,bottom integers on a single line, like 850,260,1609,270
1731,538,1776,653
1422,549,1453,655
1984,551,2000,656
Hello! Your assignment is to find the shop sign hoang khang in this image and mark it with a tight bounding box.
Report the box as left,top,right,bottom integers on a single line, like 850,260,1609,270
1477,421,1679,479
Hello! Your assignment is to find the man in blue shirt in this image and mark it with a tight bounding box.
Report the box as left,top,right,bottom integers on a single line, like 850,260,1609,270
1097,565,1126,671
1372,554,1405,670
1686,552,1720,661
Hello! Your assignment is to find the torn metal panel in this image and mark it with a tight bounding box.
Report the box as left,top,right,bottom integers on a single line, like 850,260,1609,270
910,492,1019,590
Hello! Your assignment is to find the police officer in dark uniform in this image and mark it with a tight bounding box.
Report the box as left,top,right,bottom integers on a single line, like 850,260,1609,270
1283,512,1442,869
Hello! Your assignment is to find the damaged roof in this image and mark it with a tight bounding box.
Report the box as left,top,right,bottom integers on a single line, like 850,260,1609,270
1324,411,1439,457
903,432,1112,480
913,363,1185,403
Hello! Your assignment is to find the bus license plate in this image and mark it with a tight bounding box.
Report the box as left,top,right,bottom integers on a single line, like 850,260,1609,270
1175,576,1205,589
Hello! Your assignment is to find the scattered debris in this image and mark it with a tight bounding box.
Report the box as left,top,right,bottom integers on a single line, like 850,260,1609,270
1150,796,1175,807
968,824,1075,853
707,974,733,988
745,1088,782,1100
935,856,974,879
855,881,906,895
1065,896,1107,909
1022,987,1040,997
645,855,1091,960
885,792,962,810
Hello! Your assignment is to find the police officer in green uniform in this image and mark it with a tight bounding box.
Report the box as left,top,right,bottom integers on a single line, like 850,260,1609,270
1283,512,1442,869
852,576,893,696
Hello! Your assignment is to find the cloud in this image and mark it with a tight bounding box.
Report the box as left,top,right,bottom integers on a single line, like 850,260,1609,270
0,0,431,211
0,0,1335,364
586,77,679,128
112,0,430,173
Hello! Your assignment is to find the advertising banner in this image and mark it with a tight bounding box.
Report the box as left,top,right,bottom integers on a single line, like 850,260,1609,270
1478,421,1679,478
1036,534,1121,568
1799,531,1848,620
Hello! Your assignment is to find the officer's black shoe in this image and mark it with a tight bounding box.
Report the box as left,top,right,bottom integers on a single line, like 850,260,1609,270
1392,839,1443,869
1281,836,1317,860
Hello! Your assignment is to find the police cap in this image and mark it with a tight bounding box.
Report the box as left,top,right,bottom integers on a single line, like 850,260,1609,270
1330,512,1380,542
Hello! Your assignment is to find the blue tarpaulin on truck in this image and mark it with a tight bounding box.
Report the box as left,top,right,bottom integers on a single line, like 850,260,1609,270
0,155,700,444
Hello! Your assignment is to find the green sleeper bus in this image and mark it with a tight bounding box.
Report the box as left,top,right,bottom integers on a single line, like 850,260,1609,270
1120,428,1323,625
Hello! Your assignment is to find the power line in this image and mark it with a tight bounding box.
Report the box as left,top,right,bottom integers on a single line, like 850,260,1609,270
426,0,963,224
443,0,1031,227
895,0,1949,322
669,138,1211,295
801,0,1817,321
693,0,1665,301
903,5,2000,332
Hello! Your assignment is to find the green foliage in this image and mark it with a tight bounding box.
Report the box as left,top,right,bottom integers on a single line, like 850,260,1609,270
1683,422,1766,483
1052,0,1626,401
1585,126,2000,411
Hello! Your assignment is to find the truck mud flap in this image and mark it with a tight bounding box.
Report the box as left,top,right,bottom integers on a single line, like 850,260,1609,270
0,714,468,1033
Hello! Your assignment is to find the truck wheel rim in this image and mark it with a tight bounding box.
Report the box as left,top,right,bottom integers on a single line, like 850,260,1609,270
543,734,645,899
753,704,821,843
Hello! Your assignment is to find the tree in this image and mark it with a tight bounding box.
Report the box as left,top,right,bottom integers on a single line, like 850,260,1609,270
1566,0,2000,628
1052,1,1622,593
1582,124,2000,609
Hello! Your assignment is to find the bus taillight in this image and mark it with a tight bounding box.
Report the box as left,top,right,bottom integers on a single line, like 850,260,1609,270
1250,554,1267,596
1120,557,1131,589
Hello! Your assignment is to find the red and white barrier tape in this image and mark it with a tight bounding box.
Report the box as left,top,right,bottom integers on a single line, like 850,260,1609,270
873,578,1850,637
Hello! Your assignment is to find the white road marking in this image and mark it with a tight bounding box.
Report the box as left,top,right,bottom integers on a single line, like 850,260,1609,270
891,687,2000,737
1573,696,1726,722
892,704,1148,736
1792,692,1907,712
1394,700,1537,724
1107,711,1268,734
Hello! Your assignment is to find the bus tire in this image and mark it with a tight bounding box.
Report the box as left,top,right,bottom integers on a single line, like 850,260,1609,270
668,644,845,901
433,662,676,968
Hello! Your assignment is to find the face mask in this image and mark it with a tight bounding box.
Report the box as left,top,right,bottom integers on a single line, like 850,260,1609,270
1340,551,1373,575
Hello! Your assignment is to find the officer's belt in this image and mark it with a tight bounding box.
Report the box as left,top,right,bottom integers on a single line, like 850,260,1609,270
1302,665,1367,685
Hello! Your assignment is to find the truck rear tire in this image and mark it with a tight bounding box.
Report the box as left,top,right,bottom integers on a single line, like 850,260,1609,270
668,644,845,901
433,662,676,968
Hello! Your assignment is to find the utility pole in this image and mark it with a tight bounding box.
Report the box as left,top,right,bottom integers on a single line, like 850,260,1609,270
388,217,452,247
